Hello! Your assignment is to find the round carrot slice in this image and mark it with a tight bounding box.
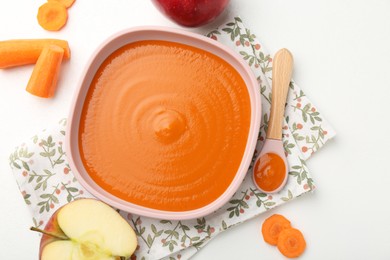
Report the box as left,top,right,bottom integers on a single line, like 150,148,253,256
48,0,76,9
261,214,291,245
37,2,68,31
277,228,306,258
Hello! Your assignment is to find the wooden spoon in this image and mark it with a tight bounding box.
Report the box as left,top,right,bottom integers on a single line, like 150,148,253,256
252,48,293,193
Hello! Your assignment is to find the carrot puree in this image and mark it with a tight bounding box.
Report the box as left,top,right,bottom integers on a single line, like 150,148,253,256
253,153,286,192
79,40,251,211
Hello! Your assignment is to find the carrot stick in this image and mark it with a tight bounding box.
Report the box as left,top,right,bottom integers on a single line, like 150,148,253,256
277,228,306,258
37,2,68,31
261,214,292,246
48,0,76,8
26,45,64,98
0,39,70,69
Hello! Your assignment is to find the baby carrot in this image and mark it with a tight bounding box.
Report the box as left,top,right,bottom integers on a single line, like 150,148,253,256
0,39,70,69
26,45,64,98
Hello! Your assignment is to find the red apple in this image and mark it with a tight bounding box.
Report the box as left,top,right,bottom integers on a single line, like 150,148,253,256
152,0,230,27
31,199,137,260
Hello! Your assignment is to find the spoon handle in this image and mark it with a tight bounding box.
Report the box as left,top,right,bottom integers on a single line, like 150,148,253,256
267,48,294,140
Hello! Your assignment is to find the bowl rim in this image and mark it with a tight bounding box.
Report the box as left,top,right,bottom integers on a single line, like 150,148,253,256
66,26,261,220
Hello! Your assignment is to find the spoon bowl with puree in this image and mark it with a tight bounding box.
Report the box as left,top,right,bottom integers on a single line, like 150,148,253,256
253,48,293,193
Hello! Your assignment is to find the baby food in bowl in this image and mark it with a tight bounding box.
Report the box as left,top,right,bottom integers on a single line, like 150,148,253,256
67,27,261,219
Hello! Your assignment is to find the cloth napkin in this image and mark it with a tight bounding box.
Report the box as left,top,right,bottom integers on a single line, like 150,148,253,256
9,16,335,260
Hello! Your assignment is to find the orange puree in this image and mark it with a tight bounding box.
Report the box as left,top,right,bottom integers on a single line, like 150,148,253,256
79,40,251,211
254,153,286,192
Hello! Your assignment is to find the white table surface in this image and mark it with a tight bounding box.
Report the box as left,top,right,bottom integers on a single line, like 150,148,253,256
1,0,390,259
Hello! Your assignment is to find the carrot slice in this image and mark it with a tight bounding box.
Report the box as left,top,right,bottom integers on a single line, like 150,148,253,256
277,228,306,258
48,0,76,8
261,214,292,245
37,2,68,31
0,39,70,69
26,45,64,98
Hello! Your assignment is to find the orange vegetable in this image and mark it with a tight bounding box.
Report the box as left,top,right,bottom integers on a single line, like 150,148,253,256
0,39,70,69
262,214,292,245
277,228,306,258
37,2,68,31
26,45,64,98
48,0,76,8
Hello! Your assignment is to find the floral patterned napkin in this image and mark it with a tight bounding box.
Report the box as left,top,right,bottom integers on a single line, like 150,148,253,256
9,17,335,260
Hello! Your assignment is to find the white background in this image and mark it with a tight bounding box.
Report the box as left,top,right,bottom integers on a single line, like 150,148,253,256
1,0,390,259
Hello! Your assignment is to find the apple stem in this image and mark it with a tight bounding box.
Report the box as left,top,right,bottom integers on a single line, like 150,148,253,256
30,226,68,240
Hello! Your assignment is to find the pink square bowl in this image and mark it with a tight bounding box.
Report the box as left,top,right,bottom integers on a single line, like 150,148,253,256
66,27,261,220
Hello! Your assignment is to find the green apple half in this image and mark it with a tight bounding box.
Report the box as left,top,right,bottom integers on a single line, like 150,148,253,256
31,199,138,260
